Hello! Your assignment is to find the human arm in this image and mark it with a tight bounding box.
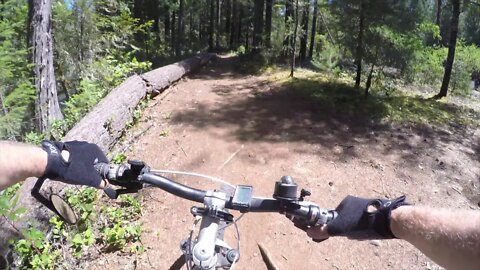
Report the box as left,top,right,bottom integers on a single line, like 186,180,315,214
390,205,480,270
307,196,480,270
0,141,48,190
0,140,108,191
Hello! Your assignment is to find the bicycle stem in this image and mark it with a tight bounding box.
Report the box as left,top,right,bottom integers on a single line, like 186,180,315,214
192,190,229,269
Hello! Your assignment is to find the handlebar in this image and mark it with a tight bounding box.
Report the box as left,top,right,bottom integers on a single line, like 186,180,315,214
95,161,337,228
141,173,206,203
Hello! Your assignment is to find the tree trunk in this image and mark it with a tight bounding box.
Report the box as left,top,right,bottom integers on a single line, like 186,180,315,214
265,0,273,48
245,21,250,51
437,0,460,98
290,0,299,77
164,6,170,45
436,0,442,28
0,91,7,116
308,0,318,59
225,0,231,33
30,0,63,134
354,2,365,90
229,0,237,49
237,6,243,46
299,0,309,61
171,11,176,54
189,8,194,46
284,0,293,54
253,0,264,48
176,0,185,57
365,63,375,97
215,0,220,48
209,0,215,51
435,0,442,44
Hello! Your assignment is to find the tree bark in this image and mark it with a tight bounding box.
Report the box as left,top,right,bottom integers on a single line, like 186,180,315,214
299,0,309,61
354,2,365,90
171,11,176,54
176,0,185,57
229,0,237,49
308,0,318,59
30,0,63,134
436,0,442,28
209,0,215,51
437,0,460,98
189,8,194,46
265,0,273,48
435,0,442,44
225,0,231,33
0,91,7,116
215,0,220,48
164,6,170,43
290,0,299,77
284,0,293,55
365,63,375,97
253,0,264,48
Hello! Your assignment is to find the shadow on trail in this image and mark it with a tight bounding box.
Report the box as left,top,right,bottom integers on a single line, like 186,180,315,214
174,73,479,166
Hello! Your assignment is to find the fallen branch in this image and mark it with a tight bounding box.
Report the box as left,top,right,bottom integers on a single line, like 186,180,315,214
257,242,279,270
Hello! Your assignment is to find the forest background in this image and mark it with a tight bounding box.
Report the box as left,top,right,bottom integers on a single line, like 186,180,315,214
1,0,480,268
1,0,480,142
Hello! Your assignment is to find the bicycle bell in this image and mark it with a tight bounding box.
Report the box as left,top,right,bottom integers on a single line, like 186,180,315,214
273,176,298,202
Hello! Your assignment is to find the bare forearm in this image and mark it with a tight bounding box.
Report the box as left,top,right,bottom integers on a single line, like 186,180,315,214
391,206,480,270
0,141,47,190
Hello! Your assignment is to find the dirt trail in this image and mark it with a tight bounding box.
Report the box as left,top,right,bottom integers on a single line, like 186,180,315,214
93,56,479,269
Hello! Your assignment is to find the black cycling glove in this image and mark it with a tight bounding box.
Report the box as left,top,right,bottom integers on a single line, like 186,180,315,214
40,140,108,187
326,195,408,239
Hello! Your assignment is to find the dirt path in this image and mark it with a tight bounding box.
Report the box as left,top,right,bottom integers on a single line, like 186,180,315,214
94,56,479,270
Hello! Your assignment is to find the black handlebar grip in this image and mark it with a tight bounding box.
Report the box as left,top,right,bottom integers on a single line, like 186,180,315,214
94,163,110,179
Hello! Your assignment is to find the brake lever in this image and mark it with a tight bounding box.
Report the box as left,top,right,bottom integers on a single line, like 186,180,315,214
291,218,327,243
96,160,148,199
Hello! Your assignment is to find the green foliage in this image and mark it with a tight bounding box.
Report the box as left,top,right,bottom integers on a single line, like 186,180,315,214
0,187,26,221
100,195,142,251
0,0,35,140
408,46,446,86
461,4,480,46
126,95,151,129
311,35,341,74
235,45,246,56
273,70,479,127
9,188,144,268
408,42,480,96
449,43,480,96
24,132,45,145
112,153,127,164
13,228,60,270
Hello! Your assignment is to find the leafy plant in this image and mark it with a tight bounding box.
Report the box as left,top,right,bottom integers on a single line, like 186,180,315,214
112,153,127,164
12,228,60,270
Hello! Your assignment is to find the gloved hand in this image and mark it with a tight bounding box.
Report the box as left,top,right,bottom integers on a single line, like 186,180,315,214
40,140,108,188
307,195,408,240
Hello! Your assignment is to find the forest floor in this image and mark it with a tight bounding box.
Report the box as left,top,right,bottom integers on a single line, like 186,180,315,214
88,55,480,270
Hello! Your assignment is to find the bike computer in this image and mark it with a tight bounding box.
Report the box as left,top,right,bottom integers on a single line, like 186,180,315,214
232,185,253,210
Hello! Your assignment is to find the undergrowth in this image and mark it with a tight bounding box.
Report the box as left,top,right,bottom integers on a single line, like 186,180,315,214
267,69,480,128
2,187,143,269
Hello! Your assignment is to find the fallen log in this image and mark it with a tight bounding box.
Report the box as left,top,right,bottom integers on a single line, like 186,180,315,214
0,53,215,255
